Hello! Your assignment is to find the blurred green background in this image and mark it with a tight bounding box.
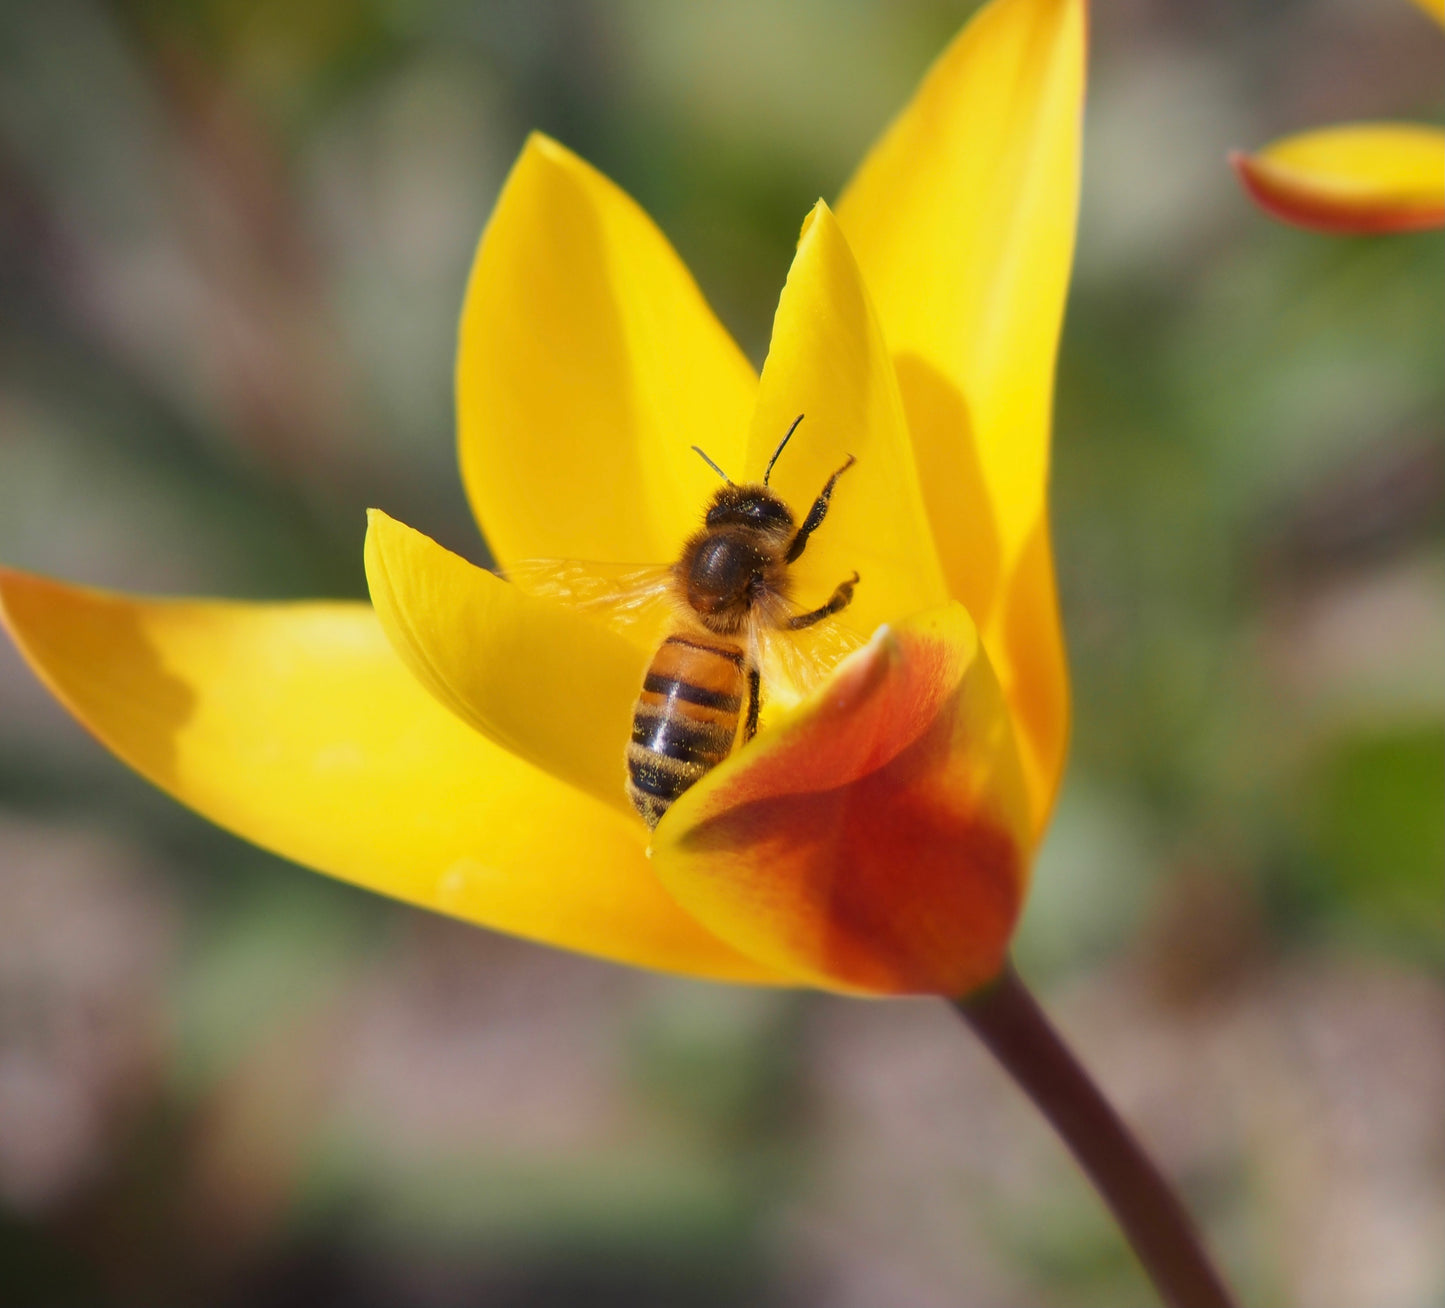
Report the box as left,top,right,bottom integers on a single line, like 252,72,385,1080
1,1,1441,1305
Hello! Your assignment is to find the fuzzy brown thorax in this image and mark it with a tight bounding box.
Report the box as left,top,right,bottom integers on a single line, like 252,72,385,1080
673,483,795,635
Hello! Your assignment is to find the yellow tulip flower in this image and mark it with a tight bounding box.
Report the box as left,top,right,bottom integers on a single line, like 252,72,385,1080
1232,0,1445,233
0,0,1083,999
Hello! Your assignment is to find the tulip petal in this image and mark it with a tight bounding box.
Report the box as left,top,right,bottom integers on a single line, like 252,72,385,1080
0,567,782,982
1231,124,1445,235
835,0,1084,834
459,133,757,570
651,605,1033,997
364,509,649,820
747,203,950,644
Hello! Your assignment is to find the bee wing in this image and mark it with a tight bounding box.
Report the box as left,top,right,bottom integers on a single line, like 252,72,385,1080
750,591,867,706
502,558,678,638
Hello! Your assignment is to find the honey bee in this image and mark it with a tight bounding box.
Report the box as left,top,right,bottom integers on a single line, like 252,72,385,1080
511,416,861,828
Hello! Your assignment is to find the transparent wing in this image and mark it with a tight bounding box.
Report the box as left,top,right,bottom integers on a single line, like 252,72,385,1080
750,591,867,709
502,558,678,638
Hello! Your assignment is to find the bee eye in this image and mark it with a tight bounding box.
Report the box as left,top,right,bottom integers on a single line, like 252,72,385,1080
705,497,793,531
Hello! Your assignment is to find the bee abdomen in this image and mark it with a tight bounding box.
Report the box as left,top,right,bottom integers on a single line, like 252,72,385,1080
627,635,746,829
631,710,736,764
640,674,741,713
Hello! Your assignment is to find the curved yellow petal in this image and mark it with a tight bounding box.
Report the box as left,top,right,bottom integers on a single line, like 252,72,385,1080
1232,124,1445,234
835,0,1084,835
0,567,780,983
364,509,649,820
459,133,757,569
746,203,949,642
652,605,1033,998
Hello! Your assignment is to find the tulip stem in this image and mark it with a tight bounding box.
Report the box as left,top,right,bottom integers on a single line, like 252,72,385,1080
952,964,1235,1308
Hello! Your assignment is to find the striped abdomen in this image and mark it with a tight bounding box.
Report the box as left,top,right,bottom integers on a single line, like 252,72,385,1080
627,634,748,829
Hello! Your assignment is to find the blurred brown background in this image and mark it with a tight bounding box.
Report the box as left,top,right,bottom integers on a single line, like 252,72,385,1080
1,1,1441,1304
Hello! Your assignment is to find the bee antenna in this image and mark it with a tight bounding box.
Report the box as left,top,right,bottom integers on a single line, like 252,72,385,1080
764,414,805,486
690,445,731,482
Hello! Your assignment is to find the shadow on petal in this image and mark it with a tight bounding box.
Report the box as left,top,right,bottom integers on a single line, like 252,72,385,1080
894,351,1003,628
1000,515,1071,836
892,354,1068,837
2,568,199,789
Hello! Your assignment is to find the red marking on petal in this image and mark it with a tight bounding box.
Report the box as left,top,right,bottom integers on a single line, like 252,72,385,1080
659,617,1030,996
1231,150,1445,235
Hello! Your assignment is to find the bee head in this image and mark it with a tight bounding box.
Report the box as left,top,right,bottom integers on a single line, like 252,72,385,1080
690,416,804,536
703,484,795,533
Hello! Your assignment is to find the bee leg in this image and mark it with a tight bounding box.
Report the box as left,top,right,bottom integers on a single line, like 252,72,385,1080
788,571,860,629
785,455,857,563
743,665,761,743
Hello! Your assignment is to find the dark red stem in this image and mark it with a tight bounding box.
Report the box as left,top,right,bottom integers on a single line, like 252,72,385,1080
953,965,1236,1308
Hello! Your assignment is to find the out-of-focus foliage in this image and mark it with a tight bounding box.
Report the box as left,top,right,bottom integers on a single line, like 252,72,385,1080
0,2,1440,1306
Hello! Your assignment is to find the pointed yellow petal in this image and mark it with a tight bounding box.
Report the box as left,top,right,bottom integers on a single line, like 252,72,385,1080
746,203,949,640
0,567,780,982
364,509,646,819
652,605,1033,998
1232,124,1445,234
459,133,757,569
836,0,1084,834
